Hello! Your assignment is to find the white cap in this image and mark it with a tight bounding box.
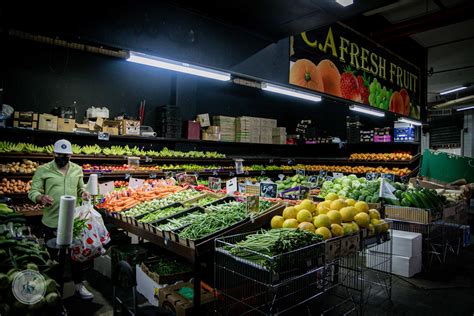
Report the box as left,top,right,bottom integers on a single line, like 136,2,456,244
53,139,73,154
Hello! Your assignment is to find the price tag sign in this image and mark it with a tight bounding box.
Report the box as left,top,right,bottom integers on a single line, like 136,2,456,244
194,172,200,179
278,174,285,181
287,159,295,166
128,177,145,189
381,173,395,181
234,159,244,175
180,175,198,186
145,156,153,163
245,184,260,195
164,171,173,179
269,159,274,164
98,132,110,141
208,177,221,191
124,173,131,180
99,181,115,194
308,175,318,183
239,183,246,194
229,171,235,177
244,170,250,176
299,185,310,199
226,177,238,195
325,176,334,182
260,183,277,198
176,173,186,184
296,169,305,176
149,173,157,179
366,172,380,181
260,170,266,176
333,172,344,178
246,195,259,213
319,170,327,177
401,175,410,184
212,170,219,176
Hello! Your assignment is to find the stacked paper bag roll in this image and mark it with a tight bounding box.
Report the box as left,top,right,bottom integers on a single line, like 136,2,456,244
86,174,99,195
56,195,76,245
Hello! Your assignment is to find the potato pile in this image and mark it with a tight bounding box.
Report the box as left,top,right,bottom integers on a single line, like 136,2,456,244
0,179,32,194
0,160,40,174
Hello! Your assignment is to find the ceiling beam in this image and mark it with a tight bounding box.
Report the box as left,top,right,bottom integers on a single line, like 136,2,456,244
371,1,474,42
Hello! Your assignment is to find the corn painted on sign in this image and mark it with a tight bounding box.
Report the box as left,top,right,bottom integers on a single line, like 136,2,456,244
290,23,421,119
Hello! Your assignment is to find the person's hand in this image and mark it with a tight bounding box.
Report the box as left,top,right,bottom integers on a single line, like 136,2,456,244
82,191,91,201
37,195,54,205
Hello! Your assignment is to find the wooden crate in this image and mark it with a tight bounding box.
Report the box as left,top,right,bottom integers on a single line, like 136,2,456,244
384,205,441,224
140,263,192,286
159,282,214,316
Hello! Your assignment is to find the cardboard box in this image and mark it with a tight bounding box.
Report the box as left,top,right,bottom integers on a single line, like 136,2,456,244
13,111,38,121
186,121,200,140
13,120,38,129
102,120,120,136
202,132,220,141
38,114,58,131
371,230,422,257
392,255,422,278
136,264,164,307
57,118,75,132
197,113,210,127
366,250,422,278
159,282,214,316
120,119,141,136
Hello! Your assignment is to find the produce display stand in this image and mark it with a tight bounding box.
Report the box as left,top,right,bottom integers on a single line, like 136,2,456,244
102,203,285,312
214,231,367,315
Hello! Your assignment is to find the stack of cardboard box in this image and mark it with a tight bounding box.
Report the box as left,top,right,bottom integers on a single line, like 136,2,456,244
272,127,287,144
260,118,277,144
213,116,235,142
236,116,260,143
13,112,39,129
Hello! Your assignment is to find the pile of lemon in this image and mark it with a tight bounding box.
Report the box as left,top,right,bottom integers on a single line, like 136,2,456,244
270,193,389,240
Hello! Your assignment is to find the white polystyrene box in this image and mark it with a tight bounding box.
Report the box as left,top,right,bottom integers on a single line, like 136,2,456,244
392,230,422,257
392,255,422,278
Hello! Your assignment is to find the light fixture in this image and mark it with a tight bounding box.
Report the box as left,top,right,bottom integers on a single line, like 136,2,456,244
398,118,422,126
456,105,474,111
336,0,354,7
439,86,467,95
350,105,385,117
127,51,231,81
261,83,322,102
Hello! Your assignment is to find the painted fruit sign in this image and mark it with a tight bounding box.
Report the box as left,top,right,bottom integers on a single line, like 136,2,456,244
290,23,421,119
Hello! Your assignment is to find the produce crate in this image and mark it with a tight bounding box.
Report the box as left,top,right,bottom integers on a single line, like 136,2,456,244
134,202,185,220
140,261,192,285
325,234,360,262
385,205,441,224
181,191,222,207
110,244,147,272
159,282,215,316
151,206,206,241
215,232,325,284
368,202,382,210
443,200,468,223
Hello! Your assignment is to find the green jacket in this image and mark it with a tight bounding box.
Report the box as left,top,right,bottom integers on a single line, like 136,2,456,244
28,160,86,228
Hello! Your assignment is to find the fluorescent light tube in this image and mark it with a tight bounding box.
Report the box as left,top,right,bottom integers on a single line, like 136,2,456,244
261,83,322,102
127,51,231,81
439,86,467,95
456,105,474,111
336,0,354,7
350,105,385,117
398,118,422,126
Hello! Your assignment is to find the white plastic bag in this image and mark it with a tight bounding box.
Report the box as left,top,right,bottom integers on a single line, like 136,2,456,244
71,202,110,262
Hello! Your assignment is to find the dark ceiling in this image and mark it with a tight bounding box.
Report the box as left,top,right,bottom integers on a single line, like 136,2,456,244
167,0,397,40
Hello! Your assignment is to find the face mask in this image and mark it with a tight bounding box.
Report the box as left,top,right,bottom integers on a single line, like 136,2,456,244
55,156,70,168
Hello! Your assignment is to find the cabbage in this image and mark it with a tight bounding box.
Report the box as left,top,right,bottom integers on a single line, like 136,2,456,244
338,190,348,197
333,184,342,191
351,181,361,189
341,178,352,188
322,181,333,189
334,177,343,185
348,174,358,180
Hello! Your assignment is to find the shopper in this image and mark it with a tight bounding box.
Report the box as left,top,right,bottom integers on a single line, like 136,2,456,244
28,139,94,300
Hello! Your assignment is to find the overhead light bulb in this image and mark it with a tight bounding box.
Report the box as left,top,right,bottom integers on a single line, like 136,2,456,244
336,0,354,7
398,118,422,126
439,86,467,95
350,105,385,117
261,83,322,102
127,51,231,81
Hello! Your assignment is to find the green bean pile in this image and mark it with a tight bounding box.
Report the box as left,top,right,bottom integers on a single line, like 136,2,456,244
138,205,186,223
156,211,205,231
149,258,192,276
178,202,247,240
183,196,218,208
228,229,323,269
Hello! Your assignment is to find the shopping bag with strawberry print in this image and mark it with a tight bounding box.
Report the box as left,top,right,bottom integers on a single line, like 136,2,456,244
71,201,111,262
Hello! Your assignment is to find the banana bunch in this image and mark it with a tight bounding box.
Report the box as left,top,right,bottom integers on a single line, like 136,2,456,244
81,144,102,155
72,144,82,154
110,146,126,156
44,145,54,154
131,146,146,156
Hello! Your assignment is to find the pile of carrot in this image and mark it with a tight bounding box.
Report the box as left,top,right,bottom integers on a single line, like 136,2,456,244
99,183,184,212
